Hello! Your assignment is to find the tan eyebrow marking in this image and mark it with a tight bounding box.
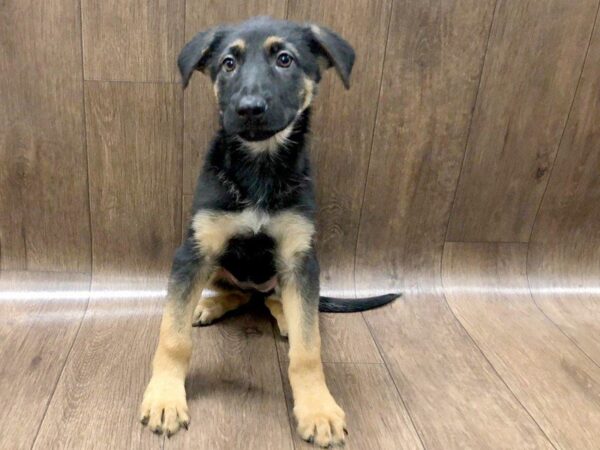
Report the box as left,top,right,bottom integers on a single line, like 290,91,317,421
264,36,284,50
229,38,246,52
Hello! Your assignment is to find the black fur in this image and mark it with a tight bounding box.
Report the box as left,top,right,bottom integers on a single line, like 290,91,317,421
179,17,397,313
319,293,400,313
169,238,203,297
219,233,277,285
191,110,314,214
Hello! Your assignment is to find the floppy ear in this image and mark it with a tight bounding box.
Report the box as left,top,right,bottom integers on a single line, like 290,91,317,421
178,27,227,88
307,25,355,89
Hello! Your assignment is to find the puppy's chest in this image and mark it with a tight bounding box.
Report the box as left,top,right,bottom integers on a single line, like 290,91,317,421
219,169,303,211
191,208,315,268
217,232,277,288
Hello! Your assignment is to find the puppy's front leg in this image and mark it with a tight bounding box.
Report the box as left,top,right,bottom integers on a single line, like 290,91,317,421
140,239,210,436
281,251,346,447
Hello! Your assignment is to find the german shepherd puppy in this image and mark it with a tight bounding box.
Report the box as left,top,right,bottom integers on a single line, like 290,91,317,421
140,17,398,447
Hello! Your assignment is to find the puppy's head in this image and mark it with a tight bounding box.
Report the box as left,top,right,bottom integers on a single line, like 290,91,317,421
178,17,355,142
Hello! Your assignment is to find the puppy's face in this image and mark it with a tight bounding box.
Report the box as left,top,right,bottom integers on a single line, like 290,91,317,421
179,17,355,142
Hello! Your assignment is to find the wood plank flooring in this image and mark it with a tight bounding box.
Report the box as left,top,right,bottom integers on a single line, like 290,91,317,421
443,243,600,448
1,263,598,449
0,272,91,450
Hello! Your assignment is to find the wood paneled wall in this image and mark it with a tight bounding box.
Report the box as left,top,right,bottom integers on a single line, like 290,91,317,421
1,0,599,292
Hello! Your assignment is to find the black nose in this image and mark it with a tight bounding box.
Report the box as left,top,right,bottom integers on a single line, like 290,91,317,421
236,95,267,118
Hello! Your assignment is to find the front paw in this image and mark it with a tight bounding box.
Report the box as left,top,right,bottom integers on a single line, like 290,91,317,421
140,375,189,437
192,297,226,326
294,398,346,447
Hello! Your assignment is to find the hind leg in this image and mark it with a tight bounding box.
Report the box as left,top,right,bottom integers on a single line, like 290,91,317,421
192,285,250,326
265,295,288,337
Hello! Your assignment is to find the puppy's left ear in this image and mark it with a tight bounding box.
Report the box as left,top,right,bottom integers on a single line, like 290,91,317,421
306,25,355,89
178,27,227,88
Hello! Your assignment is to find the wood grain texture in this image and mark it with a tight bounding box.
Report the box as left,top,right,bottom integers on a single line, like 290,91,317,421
276,312,382,364
364,291,551,449
182,193,194,242
528,13,600,365
443,242,600,448
0,272,90,450
81,0,185,82
85,82,182,276
352,6,552,446
287,0,392,292
355,0,495,292
447,0,599,242
166,308,293,450
33,277,165,449
0,0,91,271
182,0,287,195
280,362,424,450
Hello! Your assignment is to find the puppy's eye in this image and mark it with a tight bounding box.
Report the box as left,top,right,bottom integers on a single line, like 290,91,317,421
276,52,293,68
222,56,236,72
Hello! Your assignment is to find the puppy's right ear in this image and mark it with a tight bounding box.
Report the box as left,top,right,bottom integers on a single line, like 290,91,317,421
178,27,227,88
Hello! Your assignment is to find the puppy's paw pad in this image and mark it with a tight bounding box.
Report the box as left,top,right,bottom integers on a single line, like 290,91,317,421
295,403,346,447
140,376,189,437
192,299,225,326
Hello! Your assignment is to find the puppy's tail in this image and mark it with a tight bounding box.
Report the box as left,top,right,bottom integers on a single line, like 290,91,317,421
318,293,400,313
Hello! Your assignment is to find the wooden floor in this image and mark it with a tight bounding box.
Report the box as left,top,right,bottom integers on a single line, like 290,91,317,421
1,243,598,450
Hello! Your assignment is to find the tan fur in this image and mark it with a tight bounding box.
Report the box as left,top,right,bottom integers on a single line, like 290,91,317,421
264,35,284,49
266,212,314,271
281,281,346,447
240,121,296,154
265,296,288,336
193,291,250,325
192,209,313,262
191,209,269,256
145,209,331,442
140,278,205,435
300,77,315,111
230,38,246,51
271,210,345,446
213,83,219,99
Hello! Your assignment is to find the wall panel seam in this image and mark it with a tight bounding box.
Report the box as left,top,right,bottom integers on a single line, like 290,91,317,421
30,276,93,448
84,79,179,85
179,0,188,248
526,0,600,244
524,244,600,370
361,312,428,449
438,242,558,449
352,0,395,299
78,0,94,274
442,0,499,244
271,326,298,448
446,240,527,245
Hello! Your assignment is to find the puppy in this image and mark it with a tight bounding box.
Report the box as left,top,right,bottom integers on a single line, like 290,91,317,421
140,17,398,447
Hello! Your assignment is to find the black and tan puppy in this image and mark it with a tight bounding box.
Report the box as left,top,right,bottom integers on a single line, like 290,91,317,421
140,17,398,447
